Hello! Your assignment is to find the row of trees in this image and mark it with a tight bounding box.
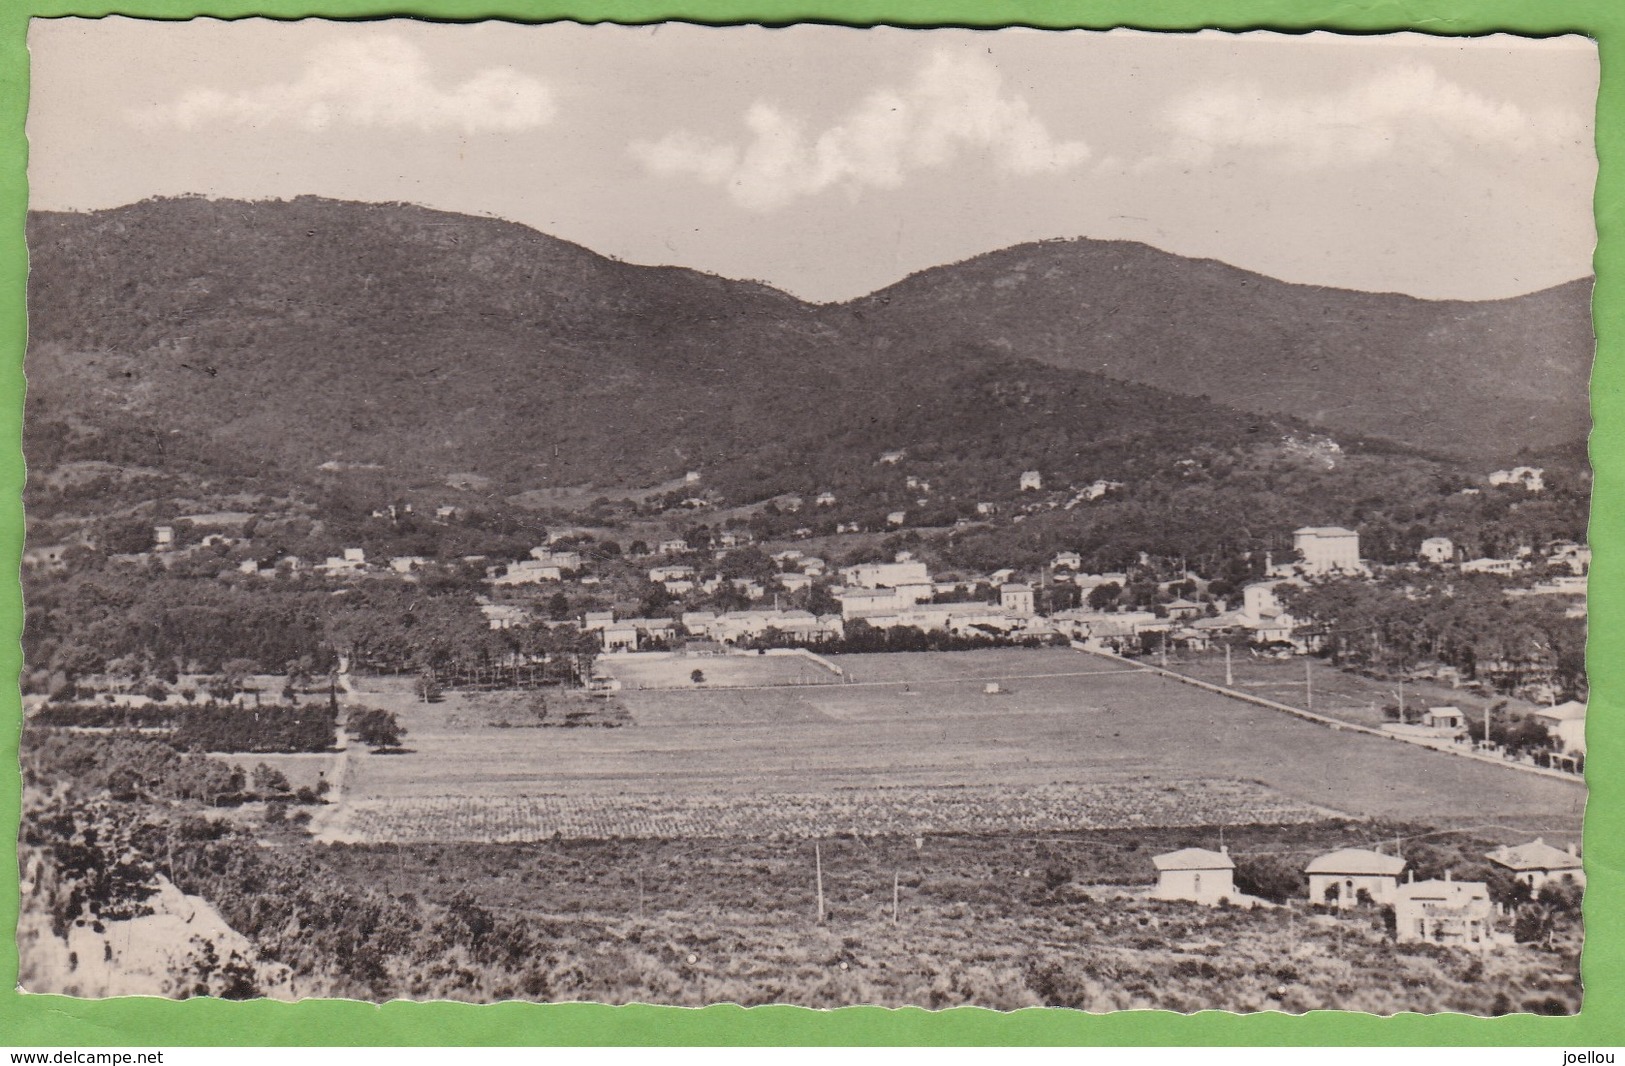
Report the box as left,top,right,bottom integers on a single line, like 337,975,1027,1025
1280,575,1587,699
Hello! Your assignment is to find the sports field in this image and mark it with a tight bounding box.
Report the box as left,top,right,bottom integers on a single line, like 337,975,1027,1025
326,648,1584,843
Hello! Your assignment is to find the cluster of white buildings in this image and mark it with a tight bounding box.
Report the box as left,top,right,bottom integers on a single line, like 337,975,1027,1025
1152,838,1581,949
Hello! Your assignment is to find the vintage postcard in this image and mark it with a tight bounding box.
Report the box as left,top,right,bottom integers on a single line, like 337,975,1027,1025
16,20,1596,1012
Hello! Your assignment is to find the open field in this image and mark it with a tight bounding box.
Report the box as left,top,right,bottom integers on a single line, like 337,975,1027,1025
331,648,1584,843
604,651,838,689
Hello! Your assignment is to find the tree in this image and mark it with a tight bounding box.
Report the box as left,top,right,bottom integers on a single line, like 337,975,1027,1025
1087,583,1121,611
347,708,406,751
690,669,706,685
251,763,291,796
413,670,443,704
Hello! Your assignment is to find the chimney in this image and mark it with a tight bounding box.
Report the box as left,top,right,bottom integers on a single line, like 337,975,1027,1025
1445,869,1452,882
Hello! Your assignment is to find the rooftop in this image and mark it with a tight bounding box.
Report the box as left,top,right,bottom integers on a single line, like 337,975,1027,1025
1486,838,1582,872
1304,848,1407,877
1152,847,1234,872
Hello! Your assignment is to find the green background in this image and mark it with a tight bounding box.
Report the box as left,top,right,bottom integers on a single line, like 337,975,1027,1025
2,0,1620,1046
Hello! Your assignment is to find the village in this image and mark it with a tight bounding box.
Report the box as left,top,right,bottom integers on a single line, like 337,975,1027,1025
18,449,1592,977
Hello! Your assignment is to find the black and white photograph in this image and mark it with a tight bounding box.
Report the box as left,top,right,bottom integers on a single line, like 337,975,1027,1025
16,20,1596,1012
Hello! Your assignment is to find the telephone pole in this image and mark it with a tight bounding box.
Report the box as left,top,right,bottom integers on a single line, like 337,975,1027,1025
1305,658,1313,710
815,841,826,923
1224,642,1233,687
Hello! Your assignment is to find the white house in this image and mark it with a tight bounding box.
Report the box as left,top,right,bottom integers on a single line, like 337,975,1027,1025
837,587,904,619
879,450,905,465
1019,470,1043,492
1532,701,1586,754
842,561,931,589
601,623,640,653
1486,838,1584,891
886,510,907,527
816,491,837,507
1393,875,1493,947
529,548,583,571
1419,537,1455,565
1052,551,1083,570
1304,848,1406,908
1151,847,1235,905
154,525,175,550
649,565,695,583
1421,706,1466,731
657,539,689,555
1460,557,1529,576
1293,526,1362,574
480,603,528,631
1000,583,1035,615
492,560,562,585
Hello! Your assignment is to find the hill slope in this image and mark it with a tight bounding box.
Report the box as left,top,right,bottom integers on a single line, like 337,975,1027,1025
842,240,1593,460
24,197,1593,505
25,197,1299,501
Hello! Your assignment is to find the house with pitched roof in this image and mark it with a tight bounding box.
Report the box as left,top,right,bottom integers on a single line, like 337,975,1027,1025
1304,848,1407,908
1151,847,1235,905
1532,701,1586,755
1486,838,1584,891
1393,875,1493,947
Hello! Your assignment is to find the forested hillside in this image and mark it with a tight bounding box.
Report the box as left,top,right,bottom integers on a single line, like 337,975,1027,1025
25,196,1593,510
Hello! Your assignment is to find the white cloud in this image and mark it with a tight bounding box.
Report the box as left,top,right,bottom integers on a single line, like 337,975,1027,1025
630,49,1089,210
1145,64,1585,171
130,36,555,134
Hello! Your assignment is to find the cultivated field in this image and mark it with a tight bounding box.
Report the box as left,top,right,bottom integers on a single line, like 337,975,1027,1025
328,648,1584,843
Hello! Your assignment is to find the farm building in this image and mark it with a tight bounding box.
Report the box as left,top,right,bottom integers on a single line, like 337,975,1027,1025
1486,838,1584,891
1019,470,1043,491
1393,876,1493,948
1304,848,1406,908
1151,847,1235,905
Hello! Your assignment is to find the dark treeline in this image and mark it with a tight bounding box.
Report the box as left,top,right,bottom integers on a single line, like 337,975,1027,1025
28,701,338,753
23,568,599,693
1281,575,1587,698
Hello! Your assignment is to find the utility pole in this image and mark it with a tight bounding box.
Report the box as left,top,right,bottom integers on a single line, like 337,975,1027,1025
815,841,826,924
1305,658,1313,710
1224,642,1233,687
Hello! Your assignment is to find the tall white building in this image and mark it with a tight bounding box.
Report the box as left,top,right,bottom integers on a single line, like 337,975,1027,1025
1293,526,1362,574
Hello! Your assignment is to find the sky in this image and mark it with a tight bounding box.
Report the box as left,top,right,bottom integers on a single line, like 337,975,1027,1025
25,19,1600,303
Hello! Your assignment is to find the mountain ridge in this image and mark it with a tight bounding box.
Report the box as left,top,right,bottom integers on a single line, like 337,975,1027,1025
23,196,1594,504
